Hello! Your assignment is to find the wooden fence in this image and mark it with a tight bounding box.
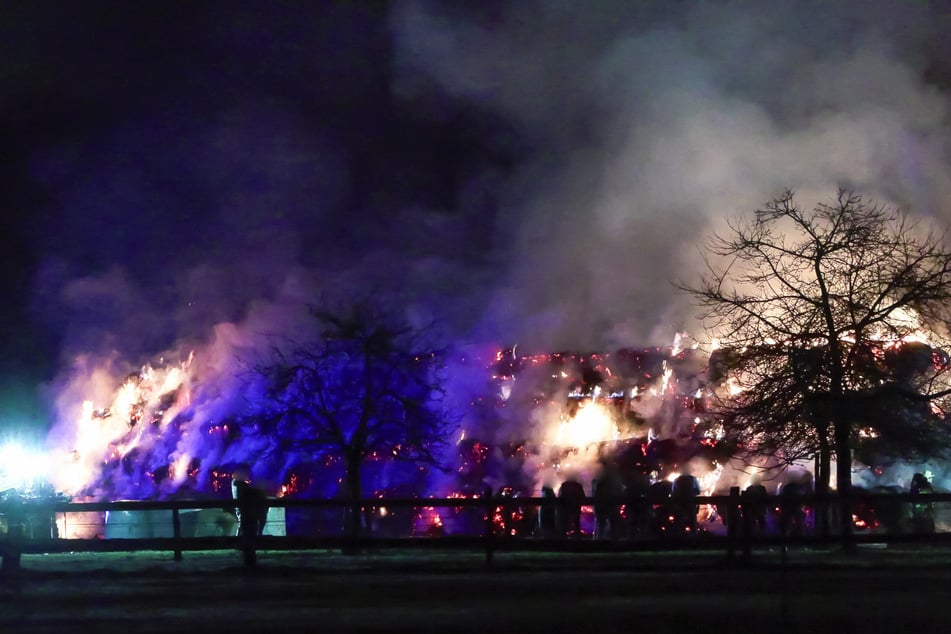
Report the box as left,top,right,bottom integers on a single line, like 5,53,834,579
3,488,951,571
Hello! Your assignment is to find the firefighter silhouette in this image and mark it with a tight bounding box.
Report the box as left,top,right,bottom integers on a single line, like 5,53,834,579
910,472,935,534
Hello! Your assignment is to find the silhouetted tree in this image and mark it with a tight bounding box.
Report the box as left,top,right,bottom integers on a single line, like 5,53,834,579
248,299,453,539
682,189,951,547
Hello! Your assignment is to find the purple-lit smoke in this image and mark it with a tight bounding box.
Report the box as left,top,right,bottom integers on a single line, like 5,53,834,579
31,2,951,497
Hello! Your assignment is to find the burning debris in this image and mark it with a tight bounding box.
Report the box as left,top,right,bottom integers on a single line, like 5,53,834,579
37,313,951,541
37,336,746,538
11,320,950,542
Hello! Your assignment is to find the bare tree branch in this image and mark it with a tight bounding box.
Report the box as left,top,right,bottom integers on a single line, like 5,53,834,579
679,190,951,545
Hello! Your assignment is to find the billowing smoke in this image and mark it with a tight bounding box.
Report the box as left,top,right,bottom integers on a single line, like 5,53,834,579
392,0,951,348
28,2,951,499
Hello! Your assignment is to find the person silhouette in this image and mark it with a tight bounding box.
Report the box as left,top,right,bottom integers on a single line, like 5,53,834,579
910,472,935,534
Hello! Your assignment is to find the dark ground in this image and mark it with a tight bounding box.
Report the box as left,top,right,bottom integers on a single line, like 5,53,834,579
2,546,951,633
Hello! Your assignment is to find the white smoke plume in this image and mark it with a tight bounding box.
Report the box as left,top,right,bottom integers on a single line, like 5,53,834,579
391,0,951,350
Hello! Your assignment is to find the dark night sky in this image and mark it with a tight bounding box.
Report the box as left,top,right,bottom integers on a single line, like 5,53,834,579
2,1,951,435
0,1,511,432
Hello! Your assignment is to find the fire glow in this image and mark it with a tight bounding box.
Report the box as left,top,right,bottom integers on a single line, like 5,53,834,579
52,322,930,521
52,357,195,497
553,401,621,448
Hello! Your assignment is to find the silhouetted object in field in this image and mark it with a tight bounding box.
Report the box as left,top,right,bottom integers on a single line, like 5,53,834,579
593,470,624,540
233,479,268,537
779,478,810,537
538,486,557,538
851,485,904,534
647,479,674,537
742,478,769,534
558,480,586,537
869,485,904,534
492,486,534,537
623,471,651,538
910,472,936,534
671,473,701,534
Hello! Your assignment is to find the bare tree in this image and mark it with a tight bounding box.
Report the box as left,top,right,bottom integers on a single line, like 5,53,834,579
682,189,951,547
248,298,453,539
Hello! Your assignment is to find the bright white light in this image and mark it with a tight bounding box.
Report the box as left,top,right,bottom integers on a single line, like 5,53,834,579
0,443,50,490
554,401,620,447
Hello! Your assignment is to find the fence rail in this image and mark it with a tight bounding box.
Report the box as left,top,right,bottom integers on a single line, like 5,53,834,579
3,488,950,571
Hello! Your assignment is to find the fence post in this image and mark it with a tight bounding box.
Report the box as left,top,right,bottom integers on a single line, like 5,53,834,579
726,487,739,564
0,545,21,574
483,486,494,569
0,511,24,573
172,507,183,562
741,490,753,562
238,496,258,568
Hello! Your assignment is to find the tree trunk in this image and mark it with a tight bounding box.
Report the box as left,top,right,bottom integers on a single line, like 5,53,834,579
815,431,831,537
834,418,855,552
344,454,363,544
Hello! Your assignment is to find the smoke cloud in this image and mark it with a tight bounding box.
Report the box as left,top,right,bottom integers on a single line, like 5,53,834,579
28,2,951,365
392,0,951,349
18,1,951,497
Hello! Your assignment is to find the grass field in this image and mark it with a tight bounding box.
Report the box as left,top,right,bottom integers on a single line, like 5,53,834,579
3,546,951,633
